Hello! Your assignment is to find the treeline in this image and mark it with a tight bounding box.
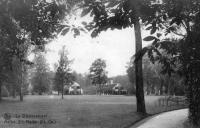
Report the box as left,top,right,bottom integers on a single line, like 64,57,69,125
127,56,185,96
29,54,185,96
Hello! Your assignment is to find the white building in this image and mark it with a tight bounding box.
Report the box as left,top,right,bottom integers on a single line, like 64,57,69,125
68,82,83,95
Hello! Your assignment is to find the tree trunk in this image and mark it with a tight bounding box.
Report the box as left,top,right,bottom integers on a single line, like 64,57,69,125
160,79,164,95
134,20,146,114
165,76,170,95
99,84,102,95
19,73,23,101
19,87,23,101
12,85,16,98
20,63,23,101
61,82,64,99
96,84,97,95
62,87,64,99
0,82,2,101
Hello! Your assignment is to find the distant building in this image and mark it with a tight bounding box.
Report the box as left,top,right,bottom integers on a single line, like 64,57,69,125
101,80,127,95
66,82,83,95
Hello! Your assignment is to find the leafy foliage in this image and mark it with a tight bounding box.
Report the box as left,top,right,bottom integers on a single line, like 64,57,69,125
0,0,83,99
31,53,50,94
137,0,200,125
8,56,29,98
0,0,68,99
54,46,74,97
81,0,137,37
0,0,67,45
89,58,108,86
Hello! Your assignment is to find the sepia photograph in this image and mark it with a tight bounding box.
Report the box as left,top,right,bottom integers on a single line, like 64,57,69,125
0,0,199,128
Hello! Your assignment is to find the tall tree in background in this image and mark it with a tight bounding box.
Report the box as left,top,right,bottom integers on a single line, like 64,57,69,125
53,70,62,95
54,46,73,99
72,71,91,88
89,59,107,95
127,60,136,95
31,53,50,95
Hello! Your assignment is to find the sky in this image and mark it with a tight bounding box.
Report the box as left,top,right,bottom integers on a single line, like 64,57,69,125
43,27,151,77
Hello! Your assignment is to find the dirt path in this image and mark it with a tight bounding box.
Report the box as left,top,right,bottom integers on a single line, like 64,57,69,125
130,109,188,128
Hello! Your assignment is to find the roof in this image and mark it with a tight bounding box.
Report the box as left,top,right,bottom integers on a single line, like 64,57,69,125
71,82,80,87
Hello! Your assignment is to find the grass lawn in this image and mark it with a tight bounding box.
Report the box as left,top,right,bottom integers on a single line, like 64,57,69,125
0,95,186,128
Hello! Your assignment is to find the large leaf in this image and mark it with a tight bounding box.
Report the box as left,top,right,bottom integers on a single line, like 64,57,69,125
91,30,98,38
81,7,91,17
73,28,80,38
163,14,167,21
81,21,87,26
150,27,157,34
61,27,70,36
170,17,182,26
156,33,162,38
146,26,153,30
79,28,87,33
106,1,119,8
143,36,157,41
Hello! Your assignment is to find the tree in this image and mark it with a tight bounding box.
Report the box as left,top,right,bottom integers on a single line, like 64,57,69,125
0,0,89,101
12,42,32,101
72,71,91,88
135,0,200,125
9,55,28,100
53,70,62,95
0,0,69,101
0,6,19,100
89,58,108,95
81,0,152,114
127,56,160,95
83,0,200,115
0,37,13,101
31,53,50,95
135,19,146,113
54,46,73,99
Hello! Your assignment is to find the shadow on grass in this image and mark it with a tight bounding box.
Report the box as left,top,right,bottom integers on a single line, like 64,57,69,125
0,97,22,103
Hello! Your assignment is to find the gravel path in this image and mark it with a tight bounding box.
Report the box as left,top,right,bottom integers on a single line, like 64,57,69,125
130,109,188,128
